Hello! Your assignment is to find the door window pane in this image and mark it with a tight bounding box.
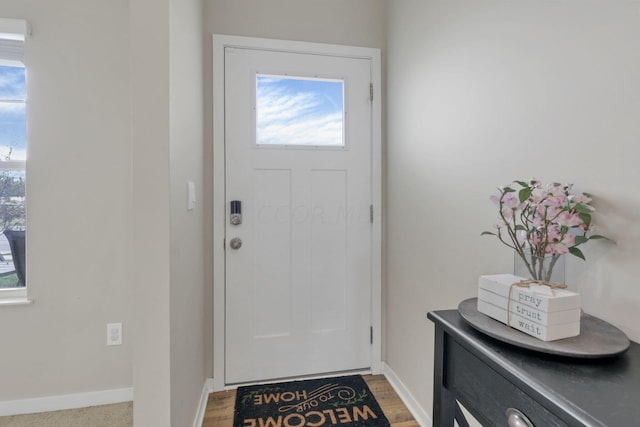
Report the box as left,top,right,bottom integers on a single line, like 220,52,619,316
256,74,344,147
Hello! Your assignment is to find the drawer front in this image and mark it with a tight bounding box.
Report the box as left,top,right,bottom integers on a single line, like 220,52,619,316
445,338,569,427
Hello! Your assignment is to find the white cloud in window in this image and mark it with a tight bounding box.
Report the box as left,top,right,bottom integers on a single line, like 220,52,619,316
0,66,25,100
257,76,343,146
0,145,26,161
0,102,24,112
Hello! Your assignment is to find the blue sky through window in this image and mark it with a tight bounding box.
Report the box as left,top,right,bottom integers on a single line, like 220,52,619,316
0,65,26,160
256,74,344,146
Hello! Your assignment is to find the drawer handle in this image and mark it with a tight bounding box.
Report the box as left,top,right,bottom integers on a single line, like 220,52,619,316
506,408,534,427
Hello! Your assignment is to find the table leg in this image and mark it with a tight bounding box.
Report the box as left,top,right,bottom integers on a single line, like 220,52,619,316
433,324,456,426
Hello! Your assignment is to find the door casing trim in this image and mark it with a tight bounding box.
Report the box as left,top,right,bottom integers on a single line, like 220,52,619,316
212,34,382,391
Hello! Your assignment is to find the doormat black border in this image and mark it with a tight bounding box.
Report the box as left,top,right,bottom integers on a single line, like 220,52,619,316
233,375,390,427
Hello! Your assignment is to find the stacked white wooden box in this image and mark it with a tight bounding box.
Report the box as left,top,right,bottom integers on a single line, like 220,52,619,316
477,274,581,341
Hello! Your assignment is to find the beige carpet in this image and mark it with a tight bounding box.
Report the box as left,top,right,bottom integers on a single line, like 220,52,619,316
0,402,132,427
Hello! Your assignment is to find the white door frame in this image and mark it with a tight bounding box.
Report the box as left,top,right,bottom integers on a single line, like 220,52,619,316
212,34,382,391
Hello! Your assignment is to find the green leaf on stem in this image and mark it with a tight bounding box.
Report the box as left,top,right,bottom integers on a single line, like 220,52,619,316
515,225,526,231
518,188,532,203
514,180,528,187
574,203,593,214
502,187,515,193
569,246,586,260
481,231,497,236
579,212,592,228
589,234,613,242
574,235,588,246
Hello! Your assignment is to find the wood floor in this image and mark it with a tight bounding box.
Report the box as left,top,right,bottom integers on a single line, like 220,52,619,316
202,375,419,427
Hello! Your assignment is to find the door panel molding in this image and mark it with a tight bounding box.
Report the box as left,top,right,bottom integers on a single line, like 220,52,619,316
212,34,382,391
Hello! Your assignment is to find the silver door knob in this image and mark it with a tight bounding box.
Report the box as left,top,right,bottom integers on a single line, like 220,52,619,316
506,408,534,427
229,237,242,250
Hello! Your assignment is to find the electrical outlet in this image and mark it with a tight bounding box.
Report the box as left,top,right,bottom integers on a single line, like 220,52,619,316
107,322,122,346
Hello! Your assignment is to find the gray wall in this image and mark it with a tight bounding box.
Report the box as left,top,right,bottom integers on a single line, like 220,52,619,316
130,0,171,424
169,0,206,425
0,2,206,426
6,2,636,426
386,0,640,420
203,0,387,378
0,0,132,401
131,0,206,425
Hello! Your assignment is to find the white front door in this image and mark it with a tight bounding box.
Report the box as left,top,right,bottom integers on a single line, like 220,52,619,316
224,45,374,384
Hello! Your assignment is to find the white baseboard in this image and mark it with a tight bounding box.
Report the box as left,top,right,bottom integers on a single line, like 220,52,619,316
382,362,432,427
192,378,214,427
0,387,133,417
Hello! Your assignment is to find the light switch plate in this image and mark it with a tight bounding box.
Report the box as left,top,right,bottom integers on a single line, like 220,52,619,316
107,322,122,346
187,181,196,210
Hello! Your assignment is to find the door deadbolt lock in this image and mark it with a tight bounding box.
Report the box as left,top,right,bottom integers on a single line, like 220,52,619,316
230,200,242,225
229,237,242,250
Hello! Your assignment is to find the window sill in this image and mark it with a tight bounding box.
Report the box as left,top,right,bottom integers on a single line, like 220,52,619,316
0,297,32,306
0,288,31,306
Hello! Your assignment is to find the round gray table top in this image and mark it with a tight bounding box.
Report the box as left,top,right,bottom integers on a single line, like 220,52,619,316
458,298,630,358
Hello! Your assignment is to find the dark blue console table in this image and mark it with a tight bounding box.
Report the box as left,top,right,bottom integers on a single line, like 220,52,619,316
428,309,640,426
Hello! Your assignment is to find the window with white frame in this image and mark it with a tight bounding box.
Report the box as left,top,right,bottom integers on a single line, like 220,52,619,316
0,18,28,301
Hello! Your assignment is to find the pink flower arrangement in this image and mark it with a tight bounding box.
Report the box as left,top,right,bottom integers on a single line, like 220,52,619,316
482,179,610,282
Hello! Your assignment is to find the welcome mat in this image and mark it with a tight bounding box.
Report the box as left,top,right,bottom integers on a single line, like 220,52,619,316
233,375,390,427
